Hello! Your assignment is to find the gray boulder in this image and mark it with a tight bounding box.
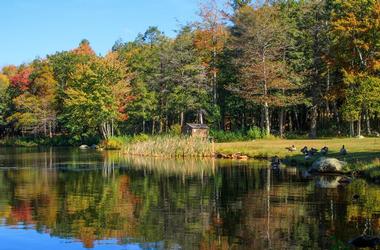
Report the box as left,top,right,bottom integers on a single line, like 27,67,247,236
309,157,347,173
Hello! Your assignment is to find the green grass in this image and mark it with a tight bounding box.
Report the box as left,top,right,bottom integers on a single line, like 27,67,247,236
215,138,380,165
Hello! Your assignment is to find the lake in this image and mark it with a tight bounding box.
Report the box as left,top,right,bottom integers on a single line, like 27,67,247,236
0,147,379,249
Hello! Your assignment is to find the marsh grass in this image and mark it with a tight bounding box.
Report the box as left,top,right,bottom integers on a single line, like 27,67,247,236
123,135,214,158
0,137,38,147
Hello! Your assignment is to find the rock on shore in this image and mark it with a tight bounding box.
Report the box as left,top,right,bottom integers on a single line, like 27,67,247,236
216,152,249,160
309,157,347,173
79,145,89,150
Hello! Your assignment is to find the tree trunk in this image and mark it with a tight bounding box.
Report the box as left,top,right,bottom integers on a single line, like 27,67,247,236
294,110,300,131
44,119,47,137
264,103,270,135
325,67,330,116
159,118,163,134
279,108,284,138
241,112,245,131
309,105,318,138
101,122,110,140
180,112,184,127
111,119,114,137
213,47,217,105
350,121,354,137
366,108,371,135
357,119,361,137
213,71,217,105
49,121,52,138
152,119,155,135
262,52,270,135
260,109,265,130
333,101,340,133
165,115,169,133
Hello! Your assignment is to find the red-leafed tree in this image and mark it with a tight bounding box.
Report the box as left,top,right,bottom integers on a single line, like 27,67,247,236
10,67,32,91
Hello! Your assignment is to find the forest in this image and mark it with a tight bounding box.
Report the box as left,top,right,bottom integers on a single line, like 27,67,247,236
0,0,379,144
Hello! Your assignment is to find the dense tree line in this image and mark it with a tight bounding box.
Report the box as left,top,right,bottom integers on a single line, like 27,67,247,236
0,0,379,143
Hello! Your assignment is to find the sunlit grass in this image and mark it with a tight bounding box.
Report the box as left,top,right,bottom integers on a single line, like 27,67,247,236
216,138,380,163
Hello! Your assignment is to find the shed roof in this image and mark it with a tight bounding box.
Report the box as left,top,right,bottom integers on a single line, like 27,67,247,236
186,123,209,129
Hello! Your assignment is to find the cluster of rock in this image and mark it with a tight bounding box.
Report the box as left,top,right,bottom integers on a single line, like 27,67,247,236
215,152,249,160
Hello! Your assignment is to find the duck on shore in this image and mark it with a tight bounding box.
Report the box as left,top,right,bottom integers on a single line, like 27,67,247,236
340,145,347,155
309,147,318,155
286,145,297,152
301,146,308,155
321,146,329,155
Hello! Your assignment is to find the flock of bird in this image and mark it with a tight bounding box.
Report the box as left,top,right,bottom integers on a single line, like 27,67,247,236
285,144,348,159
271,144,349,170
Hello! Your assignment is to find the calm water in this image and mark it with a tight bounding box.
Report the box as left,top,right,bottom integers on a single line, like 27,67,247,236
0,148,379,250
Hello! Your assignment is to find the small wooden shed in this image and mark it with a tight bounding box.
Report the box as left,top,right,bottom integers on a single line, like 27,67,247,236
183,123,209,138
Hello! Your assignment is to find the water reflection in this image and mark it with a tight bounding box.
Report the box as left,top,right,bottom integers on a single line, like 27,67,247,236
0,148,379,249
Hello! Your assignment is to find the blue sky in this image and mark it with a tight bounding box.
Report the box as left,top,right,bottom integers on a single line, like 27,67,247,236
0,226,156,250
0,0,207,67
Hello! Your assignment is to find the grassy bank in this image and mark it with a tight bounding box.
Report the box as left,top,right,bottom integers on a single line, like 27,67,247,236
216,137,380,182
216,138,380,163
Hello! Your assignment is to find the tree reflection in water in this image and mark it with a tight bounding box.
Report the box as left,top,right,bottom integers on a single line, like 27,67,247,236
0,148,379,249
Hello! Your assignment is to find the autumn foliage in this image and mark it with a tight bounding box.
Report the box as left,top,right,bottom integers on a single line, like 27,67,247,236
0,0,380,142
10,67,32,91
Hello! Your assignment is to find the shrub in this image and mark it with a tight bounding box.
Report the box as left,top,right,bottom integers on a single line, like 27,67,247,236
210,130,245,142
247,126,264,139
101,136,127,150
169,124,182,136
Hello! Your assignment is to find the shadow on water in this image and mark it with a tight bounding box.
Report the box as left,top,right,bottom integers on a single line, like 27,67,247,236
0,147,379,249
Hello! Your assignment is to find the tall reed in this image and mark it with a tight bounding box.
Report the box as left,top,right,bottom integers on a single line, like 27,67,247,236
123,135,214,158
